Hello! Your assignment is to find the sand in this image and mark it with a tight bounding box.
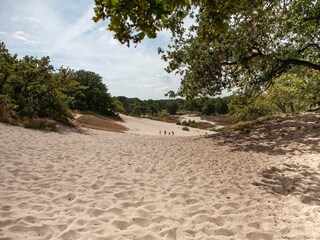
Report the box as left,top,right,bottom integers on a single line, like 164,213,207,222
179,115,225,130
0,117,319,239
118,114,213,136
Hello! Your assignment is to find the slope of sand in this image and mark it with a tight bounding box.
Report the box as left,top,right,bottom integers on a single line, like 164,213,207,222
0,116,319,239
179,115,225,130
118,114,213,136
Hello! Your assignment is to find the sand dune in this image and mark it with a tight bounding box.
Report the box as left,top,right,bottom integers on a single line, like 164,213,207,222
0,119,319,239
118,114,213,136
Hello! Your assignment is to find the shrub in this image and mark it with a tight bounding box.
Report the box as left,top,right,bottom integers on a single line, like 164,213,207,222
182,126,189,131
176,120,181,125
181,120,198,128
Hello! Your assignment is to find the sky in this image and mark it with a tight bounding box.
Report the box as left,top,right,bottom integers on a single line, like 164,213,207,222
0,0,182,100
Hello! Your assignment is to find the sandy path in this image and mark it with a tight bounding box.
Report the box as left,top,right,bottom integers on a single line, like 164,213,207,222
0,123,319,239
119,114,213,136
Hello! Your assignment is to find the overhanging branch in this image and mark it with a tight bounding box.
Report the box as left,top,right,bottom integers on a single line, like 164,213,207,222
284,58,320,71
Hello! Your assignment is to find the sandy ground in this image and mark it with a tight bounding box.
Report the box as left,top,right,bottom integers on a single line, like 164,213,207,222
0,115,319,239
179,115,225,130
118,114,213,136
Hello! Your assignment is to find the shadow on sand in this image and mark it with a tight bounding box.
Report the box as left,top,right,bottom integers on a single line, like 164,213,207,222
215,113,320,156
209,113,320,205
253,163,320,206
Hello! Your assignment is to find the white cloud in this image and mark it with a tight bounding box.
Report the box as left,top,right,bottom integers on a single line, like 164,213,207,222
11,16,40,24
12,31,39,45
0,0,181,99
0,30,39,45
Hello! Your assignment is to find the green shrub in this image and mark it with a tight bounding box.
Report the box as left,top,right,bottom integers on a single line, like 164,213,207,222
176,120,181,125
181,120,198,128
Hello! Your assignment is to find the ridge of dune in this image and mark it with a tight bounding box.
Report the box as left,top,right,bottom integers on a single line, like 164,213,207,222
0,119,319,239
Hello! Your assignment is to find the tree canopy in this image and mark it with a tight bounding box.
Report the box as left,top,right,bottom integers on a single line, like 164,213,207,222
71,70,115,116
94,0,320,98
113,96,230,116
0,42,116,128
0,42,78,123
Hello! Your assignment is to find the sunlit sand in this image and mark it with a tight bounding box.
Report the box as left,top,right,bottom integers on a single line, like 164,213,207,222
0,114,319,239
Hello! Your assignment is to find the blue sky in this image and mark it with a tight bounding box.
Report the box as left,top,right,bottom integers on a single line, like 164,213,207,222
0,0,181,100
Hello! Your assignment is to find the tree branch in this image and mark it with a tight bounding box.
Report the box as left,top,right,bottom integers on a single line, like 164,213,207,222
298,43,320,53
284,58,320,71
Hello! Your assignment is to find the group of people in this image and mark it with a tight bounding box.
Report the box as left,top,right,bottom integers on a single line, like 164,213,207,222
159,130,174,136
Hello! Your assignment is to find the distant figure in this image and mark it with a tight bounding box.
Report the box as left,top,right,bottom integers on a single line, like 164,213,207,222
172,131,174,136
169,132,171,136
159,130,161,135
164,130,167,136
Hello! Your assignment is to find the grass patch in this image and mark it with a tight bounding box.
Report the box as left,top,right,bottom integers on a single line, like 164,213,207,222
147,114,179,123
201,115,231,126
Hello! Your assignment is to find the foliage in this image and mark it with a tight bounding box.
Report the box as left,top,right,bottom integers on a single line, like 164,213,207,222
94,0,320,98
167,102,178,115
71,70,116,116
114,96,230,116
181,119,198,128
228,93,274,123
0,43,79,126
112,98,126,113
266,71,308,114
228,67,320,122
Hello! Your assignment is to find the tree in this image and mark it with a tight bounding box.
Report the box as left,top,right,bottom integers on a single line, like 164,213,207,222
184,98,202,112
228,67,320,122
112,98,126,113
94,0,320,98
228,92,274,122
201,99,216,115
167,102,178,115
0,42,79,122
266,68,320,114
72,70,116,116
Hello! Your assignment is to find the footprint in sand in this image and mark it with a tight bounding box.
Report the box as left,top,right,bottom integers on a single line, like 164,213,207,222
214,228,235,236
246,231,273,240
90,180,105,190
131,217,151,227
112,220,130,230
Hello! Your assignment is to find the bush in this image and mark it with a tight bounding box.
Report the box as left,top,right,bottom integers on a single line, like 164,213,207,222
176,120,181,125
228,92,274,123
181,120,198,128
182,126,190,131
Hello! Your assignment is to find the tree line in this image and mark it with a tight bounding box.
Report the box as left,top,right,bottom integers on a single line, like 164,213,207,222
113,96,230,116
1,36,318,130
0,42,115,128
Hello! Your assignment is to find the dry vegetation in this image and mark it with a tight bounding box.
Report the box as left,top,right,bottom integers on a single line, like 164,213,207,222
74,113,127,133
147,114,180,124
201,115,231,126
